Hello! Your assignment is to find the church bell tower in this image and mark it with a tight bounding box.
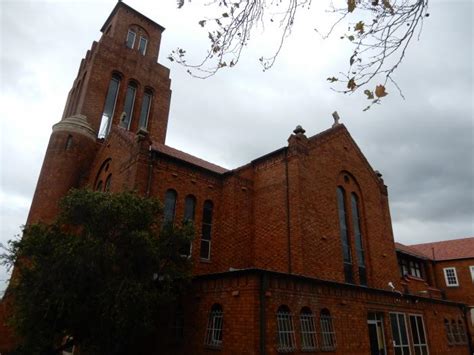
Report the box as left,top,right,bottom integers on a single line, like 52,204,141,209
27,1,172,224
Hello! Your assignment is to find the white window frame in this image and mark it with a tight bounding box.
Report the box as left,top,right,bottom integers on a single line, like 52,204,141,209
320,310,337,351
300,309,317,351
126,30,136,49
138,36,148,55
367,312,386,354
443,267,459,287
409,314,429,355
276,307,296,353
204,305,223,348
390,312,411,355
470,265,474,283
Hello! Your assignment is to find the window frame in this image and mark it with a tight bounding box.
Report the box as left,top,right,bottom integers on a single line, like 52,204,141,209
320,309,337,351
408,314,429,355
121,82,137,130
126,29,136,49
98,74,121,138
138,90,152,130
389,312,411,355
138,36,148,55
337,187,353,284
163,189,177,224
470,265,474,283
276,305,296,353
204,304,224,348
443,267,459,287
300,307,317,351
200,200,213,260
367,312,386,355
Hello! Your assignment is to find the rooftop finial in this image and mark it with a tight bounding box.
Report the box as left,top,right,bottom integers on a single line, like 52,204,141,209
332,111,341,127
293,125,306,135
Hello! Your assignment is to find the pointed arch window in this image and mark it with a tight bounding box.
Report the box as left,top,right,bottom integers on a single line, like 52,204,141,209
98,74,121,138
204,304,223,348
121,82,137,130
276,305,296,352
138,90,152,130
181,195,196,257
351,193,367,285
337,187,353,283
200,200,213,260
163,189,177,224
104,174,112,192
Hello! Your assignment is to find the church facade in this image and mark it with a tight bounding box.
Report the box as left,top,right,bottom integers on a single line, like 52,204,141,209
1,2,472,354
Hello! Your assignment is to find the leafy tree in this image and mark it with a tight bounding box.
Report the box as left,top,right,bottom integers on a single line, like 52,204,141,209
172,0,429,108
1,189,193,355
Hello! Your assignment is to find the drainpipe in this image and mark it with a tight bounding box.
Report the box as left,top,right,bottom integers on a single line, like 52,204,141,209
284,149,292,274
259,272,268,355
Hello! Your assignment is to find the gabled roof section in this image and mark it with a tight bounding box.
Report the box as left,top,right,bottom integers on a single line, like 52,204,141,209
408,237,474,261
395,242,430,260
101,1,165,33
152,143,228,175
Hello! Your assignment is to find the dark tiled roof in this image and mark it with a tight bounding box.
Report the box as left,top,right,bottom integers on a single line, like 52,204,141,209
408,237,474,261
395,242,430,260
152,143,228,174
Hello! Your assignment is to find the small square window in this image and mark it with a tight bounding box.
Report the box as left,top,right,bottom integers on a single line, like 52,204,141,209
443,267,459,287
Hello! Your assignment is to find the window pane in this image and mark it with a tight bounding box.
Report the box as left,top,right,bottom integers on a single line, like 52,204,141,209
98,76,120,138
126,30,136,48
200,239,210,259
337,187,353,283
205,304,223,347
121,84,136,129
138,36,148,55
184,195,196,222
138,92,152,129
202,224,212,240
163,190,177,224
390,314,401,346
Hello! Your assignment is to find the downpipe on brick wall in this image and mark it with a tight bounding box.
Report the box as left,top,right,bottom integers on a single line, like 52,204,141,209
284,149,292,274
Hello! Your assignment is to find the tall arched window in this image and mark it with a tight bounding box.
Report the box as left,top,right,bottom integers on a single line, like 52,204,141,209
300,307,317,351
276,305,296,352
320,309,336,351
200,200,213,260
138,89,152,129
351,193,367,285
163,189,177,224
98,74,121,138
121,82,137,129
181,195,196,256
104,174,112,193
204,304,223,348
337,187,353,283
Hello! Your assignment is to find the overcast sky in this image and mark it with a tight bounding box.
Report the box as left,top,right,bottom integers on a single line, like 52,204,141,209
1,0,473,293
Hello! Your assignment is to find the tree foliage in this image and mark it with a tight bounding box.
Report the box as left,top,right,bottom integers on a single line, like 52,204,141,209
172,0,429,108
1,189,193,355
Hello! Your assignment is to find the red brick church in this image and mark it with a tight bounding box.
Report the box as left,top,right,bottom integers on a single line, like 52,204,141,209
1,2,472,354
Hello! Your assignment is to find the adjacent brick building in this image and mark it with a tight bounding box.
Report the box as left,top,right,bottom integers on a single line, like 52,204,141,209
396,238,474,350
1,2,472,354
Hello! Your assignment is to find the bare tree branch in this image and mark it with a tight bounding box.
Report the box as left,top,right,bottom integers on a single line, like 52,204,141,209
172,0,429,106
